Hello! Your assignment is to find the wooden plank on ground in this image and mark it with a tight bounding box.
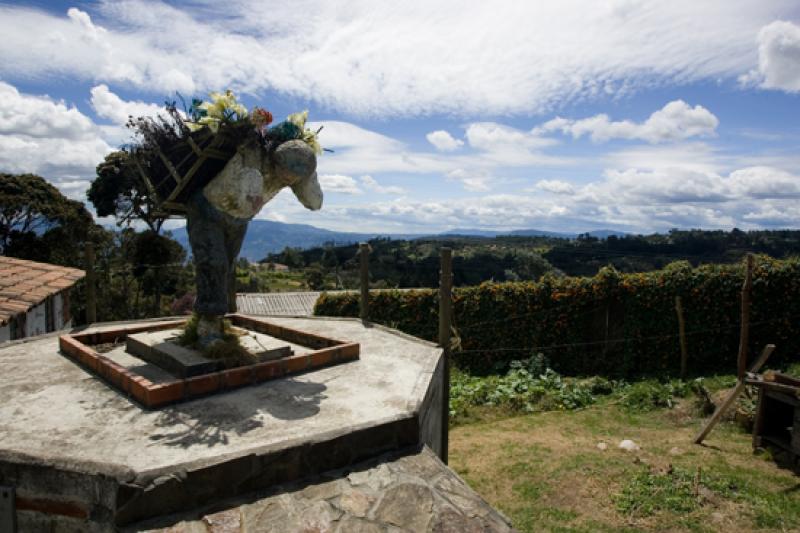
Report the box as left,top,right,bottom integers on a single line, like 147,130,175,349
693,344,775,444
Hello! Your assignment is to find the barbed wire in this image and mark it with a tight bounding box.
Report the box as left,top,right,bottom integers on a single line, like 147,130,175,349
451,311,795,355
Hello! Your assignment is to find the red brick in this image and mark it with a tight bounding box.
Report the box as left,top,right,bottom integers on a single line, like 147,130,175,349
59,335,82,357
254,360,283,382
221,367,254,389
186,374,220,397
286,354,311,373
15,496,89,519
146,383,183,407
309,348,335,368
339,343,360,360
129,379,149,404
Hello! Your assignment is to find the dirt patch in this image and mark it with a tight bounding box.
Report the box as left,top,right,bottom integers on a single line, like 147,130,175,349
450,401,800,532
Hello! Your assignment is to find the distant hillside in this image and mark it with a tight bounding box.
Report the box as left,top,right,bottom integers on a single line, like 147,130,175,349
445,228,628,239
170,220,629,260
170,220,418,260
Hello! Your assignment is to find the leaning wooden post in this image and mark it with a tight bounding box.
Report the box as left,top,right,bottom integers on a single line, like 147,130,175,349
738,254,754,380
694,344,775,444
438,247,453,464
85,242,97,324
359,243,370,321
675,296,688,378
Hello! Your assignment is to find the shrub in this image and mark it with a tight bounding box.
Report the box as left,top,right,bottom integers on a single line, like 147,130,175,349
315,256,800,377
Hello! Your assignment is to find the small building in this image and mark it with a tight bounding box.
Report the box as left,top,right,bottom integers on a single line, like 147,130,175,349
262,262,290,272
0,256,85,342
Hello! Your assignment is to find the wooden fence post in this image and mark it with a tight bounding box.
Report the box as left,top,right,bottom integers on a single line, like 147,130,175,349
438,247,453,464
675,296,688,378
738,254,754,380
359,243,370,321
85,242,97,324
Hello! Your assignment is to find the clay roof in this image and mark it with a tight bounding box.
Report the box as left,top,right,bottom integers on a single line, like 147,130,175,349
0,256,85,326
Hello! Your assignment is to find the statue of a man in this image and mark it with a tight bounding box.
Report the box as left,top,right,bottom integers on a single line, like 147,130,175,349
185,138,322,344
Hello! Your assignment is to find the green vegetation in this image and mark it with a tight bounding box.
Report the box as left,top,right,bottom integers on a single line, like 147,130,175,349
233,258,310,292
0,172,97,265
266,237,557,289
316,256,800,376
268,228,800,289
176,314,256,367
449,370,800,532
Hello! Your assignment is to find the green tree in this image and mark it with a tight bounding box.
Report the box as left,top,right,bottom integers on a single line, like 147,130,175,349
131,230,187,316
0,173,96,265
87,151,168,233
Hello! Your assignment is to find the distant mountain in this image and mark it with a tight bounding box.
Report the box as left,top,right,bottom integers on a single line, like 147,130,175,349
506,228,576,238
439,228,502,238
170,220,629,260
584,229,630,239
170,220,418,261
446,228,629,239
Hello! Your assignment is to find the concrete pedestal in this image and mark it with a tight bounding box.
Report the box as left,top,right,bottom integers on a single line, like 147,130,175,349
0,316,448,531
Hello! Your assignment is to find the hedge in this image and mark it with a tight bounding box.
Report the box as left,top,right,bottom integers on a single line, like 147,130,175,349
313,257,800,377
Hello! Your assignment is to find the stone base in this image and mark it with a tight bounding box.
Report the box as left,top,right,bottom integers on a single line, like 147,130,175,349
59,314,359,408
0,316,446,530
125,328,295,378
132,446,514,532
126,330,220,377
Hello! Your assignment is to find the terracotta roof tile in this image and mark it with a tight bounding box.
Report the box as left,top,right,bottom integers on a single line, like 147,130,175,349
0,256,85,326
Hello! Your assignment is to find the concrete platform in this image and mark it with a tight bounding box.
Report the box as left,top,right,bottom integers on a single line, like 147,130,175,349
0,316,445,530
124,328,296,378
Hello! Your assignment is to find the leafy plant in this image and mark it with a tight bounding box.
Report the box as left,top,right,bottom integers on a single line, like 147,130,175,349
618,380,692,412
449,361,600,418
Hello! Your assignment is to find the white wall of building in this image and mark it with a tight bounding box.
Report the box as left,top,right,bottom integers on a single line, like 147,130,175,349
25,301,47,337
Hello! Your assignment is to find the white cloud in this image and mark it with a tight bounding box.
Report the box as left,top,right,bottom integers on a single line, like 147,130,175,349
311,119,568,178
360,175,405,195
0,2,794,116
426,130,463,151
537,100,718,143
262,161,800,234
465,122,554,151
318,174,362,194
534,179,575,195
741,20,800,92
0,82,112,197
0,81,96,140
446,169,492,192
90,84,165,125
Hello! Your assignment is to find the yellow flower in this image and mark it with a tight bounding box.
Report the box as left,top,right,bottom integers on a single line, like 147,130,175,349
231,103,248,118
287,110,308,129
302,129,322,155
198,115,221,133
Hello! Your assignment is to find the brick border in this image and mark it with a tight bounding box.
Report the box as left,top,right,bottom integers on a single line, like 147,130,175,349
58,314,359,408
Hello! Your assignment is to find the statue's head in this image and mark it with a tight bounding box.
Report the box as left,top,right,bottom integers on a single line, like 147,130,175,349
271,140,323,211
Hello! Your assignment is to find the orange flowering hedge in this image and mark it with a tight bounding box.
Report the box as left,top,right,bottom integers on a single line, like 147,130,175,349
313,257,800,376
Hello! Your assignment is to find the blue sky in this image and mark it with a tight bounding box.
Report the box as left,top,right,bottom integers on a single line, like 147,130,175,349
1,1,800,234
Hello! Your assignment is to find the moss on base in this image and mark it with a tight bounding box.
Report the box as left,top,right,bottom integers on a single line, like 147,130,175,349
177,314,257,368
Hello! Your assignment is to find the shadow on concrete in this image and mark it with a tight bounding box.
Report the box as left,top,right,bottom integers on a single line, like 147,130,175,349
147,378,327,448
254,378,328,421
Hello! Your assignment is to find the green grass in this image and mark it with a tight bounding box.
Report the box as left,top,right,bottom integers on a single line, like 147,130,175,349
449,377,800,532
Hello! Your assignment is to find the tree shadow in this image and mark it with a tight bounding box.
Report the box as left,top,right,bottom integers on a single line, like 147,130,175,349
147,378,328,448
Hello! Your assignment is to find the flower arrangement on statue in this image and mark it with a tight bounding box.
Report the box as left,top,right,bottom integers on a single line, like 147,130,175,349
181,90,323,155
118,89,326,210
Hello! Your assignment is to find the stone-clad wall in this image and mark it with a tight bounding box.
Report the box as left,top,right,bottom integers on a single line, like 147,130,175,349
139,446,514,532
